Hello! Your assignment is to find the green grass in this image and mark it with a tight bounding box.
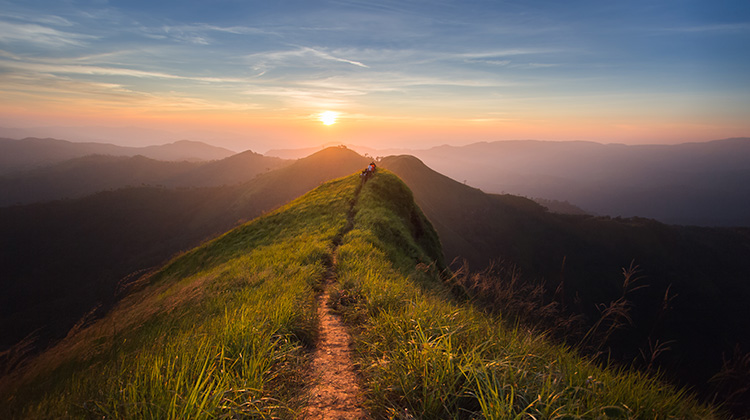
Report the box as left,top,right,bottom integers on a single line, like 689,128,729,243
334,171,719,419
1,170,721,419
0,175,359,419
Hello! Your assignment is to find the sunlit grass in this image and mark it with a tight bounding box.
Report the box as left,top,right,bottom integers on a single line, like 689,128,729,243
1,175,360,419
334,171,718,419
1,171,720,419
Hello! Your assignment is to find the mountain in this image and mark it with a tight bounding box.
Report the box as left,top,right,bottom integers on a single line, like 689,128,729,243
265,143,410,160
0,151,291,206
0,137,236,174
164,149,290,188
0,155,203,206
410,138,750,226
1,148,747,415
0,170,718,419
381,154,750,413
0,147,367,354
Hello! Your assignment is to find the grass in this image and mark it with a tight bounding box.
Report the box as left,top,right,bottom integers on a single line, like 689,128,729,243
0,170,722,419
334,171,719,419
0,175,359,419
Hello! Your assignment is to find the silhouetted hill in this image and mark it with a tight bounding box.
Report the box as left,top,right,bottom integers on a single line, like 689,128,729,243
0,150,291,206
166,150,291,187
0,137,235,174
410,138,750,226
381,154,750,412
0,146,368,354
532,197,589,215
0,155,203,206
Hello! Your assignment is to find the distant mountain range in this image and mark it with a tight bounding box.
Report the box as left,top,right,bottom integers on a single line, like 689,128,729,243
0,151,290,206
272,138,750,226
0,137,236,174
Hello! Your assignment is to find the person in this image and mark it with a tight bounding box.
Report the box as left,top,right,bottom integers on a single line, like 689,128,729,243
361,161,377,181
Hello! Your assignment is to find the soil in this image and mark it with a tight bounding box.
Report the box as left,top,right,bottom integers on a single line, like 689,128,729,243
301,280,370,419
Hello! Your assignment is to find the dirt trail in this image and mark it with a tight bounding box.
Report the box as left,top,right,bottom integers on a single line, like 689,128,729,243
302,278,369,419
301,183,369,419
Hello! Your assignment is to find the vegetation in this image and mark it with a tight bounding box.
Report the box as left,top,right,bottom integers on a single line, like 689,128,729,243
0,175,358,418
332,171,717,419
382,154,750,416
0,146,367,357
0,165,730,418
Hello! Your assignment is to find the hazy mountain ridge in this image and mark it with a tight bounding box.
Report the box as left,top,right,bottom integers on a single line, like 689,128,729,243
413,137,750,226
0,137,236,174
0,150,291,206
273,138,750,226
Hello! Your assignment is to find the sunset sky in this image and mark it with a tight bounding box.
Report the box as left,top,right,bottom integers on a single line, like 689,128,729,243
1,0,748,152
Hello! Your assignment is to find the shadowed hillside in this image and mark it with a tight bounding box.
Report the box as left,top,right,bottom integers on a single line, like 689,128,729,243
0,137,235,174
0,150,290,206
381,154,750,414
0,147,368,355
411,138,750,226
0,170,719,419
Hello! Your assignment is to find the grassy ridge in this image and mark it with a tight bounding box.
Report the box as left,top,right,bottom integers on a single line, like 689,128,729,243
1,170,720,418
0,175,360,419
335,171,717,419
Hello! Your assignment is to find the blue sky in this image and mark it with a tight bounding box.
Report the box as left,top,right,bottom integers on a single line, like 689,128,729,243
0,0,748,150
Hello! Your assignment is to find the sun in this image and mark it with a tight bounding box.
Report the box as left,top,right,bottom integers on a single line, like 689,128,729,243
319,111,338,125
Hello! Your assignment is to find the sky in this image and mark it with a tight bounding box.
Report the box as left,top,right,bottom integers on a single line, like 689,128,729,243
0,0,749,152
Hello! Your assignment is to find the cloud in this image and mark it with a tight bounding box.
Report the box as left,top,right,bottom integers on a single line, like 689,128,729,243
0,66,261,112
1,12,74,27
245,46,369,71
0,21,96,47
0,58,248,84
660,23,750,33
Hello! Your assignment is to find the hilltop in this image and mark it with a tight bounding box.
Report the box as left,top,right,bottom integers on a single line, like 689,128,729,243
0,170,718,419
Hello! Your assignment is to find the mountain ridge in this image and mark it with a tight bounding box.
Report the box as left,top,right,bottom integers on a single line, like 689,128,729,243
0,137,236,174
0,170,719,419
1,147,748,415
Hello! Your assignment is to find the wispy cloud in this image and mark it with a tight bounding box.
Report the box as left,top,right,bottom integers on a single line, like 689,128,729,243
0,21,96,47
659,23,750,33
245,46,369,70
0,12,74,27
0,58,248,84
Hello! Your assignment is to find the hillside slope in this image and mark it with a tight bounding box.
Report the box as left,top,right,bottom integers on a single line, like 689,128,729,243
411,138,750,226
0,137,235,174
0,147,368,355
0,150,290,207
0,170,717,419
381,154,750,413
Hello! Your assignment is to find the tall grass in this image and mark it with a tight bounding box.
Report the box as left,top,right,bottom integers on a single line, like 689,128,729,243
334,171,719,419
0,175,360,419
1,171,723,419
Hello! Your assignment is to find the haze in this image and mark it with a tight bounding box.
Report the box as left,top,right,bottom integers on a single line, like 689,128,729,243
1,0,749,152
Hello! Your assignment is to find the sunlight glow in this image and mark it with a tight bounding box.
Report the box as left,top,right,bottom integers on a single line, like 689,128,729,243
319,111,338,126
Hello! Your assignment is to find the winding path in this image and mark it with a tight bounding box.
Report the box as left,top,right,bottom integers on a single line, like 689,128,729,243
301,182,370,419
